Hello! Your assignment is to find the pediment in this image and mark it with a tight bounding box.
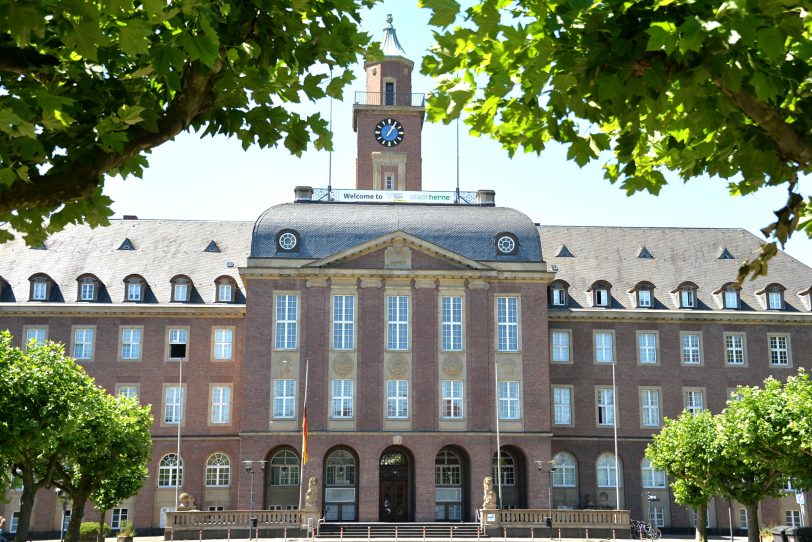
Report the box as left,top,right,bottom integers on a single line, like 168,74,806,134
306,231,492,271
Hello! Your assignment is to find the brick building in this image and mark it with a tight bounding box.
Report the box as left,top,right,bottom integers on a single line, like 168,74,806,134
1,16,810,536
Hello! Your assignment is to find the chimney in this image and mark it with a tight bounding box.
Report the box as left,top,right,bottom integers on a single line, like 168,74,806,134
123,215,139,220
477,190,496,207
294,186,313,202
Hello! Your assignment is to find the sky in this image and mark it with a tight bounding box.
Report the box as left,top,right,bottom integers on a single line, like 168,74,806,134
104,2,812,267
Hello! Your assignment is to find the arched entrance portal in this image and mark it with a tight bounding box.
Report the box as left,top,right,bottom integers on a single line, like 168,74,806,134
491,447,527,509
379,447,413,522
265,448,300,510
324,448,359,521
435,447,468,521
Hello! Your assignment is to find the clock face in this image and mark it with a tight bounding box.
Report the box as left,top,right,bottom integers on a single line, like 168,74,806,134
375,118,404,147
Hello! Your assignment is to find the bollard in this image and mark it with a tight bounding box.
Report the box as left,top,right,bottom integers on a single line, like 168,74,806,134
170,530,175,541
450,526,454,542
423,525,426,542
199,528,203,542
284,527,288,542
531,527,535,542
558,528,562,541
340,527,343,542
367,525,371,542
255,526,259,542
503,527,507,542
396,526,399,542
477,526,481,542
613,529,616,542
586,528,589,541
227,528,231,542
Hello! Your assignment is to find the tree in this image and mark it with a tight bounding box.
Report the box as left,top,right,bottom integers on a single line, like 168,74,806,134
0,332,100,542
0,0,376,246
646,411,724,542
55,393,153,542
420,0,811,281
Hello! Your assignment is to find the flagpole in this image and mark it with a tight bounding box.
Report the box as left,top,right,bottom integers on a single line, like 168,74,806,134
298,358,310,511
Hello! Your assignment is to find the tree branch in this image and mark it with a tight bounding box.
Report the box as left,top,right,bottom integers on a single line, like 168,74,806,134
0,46,59,74
0,58,224,214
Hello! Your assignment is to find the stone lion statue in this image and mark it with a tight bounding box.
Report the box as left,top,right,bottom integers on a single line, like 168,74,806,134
304,477,319,510
482,476,497,509
178,492,197,511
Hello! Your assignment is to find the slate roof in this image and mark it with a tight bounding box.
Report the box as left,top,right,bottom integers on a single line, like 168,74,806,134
251,202,543,263
539,226,812,312
0,220,252,304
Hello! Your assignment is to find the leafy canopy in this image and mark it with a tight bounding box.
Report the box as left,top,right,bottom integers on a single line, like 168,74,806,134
421,0,812,281
0,0,377,245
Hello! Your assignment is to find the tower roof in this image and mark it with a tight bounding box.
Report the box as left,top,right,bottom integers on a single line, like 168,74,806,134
380,14,408,57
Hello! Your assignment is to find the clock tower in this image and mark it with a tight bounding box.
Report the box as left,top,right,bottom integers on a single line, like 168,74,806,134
353,15,424,191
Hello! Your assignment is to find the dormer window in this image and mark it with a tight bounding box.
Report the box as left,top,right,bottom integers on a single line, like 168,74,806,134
77,275,99,302
589,281,611,308
124,275,145,302
673,283,698,309
215,276,237,303
549,281,569,307
276,229,300,253
495,232,519,256
758,284,786,310
171,276,192,303
630,282,655,309
720,284,740,309
29,274,52,301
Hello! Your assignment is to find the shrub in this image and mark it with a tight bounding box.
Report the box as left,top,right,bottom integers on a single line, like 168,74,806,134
79,522,110,541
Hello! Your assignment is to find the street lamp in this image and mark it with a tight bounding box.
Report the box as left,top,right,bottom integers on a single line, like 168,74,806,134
243,460,267,541
646,492,660,526
54,488,68,542
534,460,557,509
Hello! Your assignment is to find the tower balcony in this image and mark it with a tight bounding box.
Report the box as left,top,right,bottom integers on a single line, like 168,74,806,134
354,91,425,107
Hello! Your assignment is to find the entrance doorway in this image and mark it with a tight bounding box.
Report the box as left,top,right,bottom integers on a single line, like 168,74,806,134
379,447,412,521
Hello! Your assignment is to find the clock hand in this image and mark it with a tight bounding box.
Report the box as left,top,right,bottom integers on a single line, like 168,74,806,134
383,125,394,137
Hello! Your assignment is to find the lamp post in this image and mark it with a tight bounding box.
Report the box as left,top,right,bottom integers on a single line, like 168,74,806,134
170,342,186,512
54,488,68,542
243,460,267,539
534,460,557,509
612,359,620,510
646,493,660,527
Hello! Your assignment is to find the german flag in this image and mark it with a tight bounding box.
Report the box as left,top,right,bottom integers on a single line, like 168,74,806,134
301,406,308,465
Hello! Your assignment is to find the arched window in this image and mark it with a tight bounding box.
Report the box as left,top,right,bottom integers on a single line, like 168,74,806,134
549,281,569,307
326,450,356,487
29,274,53,301
435,449,462,486
171,276,192,302
596,453,622,488
123,275,146,302
158,454,183,487
641,459,666,488
552,453,577,487
271,449,300,486
717,283,740,309
215,276,237,303
491,450,515,486
205,453,230,487
589,281,612,307
77,275,99,302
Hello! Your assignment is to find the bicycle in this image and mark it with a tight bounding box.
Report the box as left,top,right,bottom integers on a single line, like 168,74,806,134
630,519,662,540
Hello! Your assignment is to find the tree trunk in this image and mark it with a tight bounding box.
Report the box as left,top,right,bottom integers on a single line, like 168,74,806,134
695,503,709,542
64,491,91,542
747,502,761,542
13,481,36,542
97,509,107,542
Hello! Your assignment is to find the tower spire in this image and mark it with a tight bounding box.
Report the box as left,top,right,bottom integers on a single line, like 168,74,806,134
380,14,407,57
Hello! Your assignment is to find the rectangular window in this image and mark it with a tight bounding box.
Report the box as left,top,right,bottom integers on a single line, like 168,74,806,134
164,386,184,424
73,327,94,360
168,327,188,360
173,283,188,302
387,295,409,350
551,331,571,363
32,281,47,300
217,283,232,302
769,335,790,366
116,385,139,399
120,327,142,360
551,287,566,306
552,386,572,425
649,506,665,528
332,295,355,350
80,282,95,301
681,289,695,308
127,282,142,301
24,326,47,349
440,296,463,351
725,334,746,365
496,297,519,351
739,508,748,530
275,294,298,349
642,463,666,488
685,389,705,415
597,388,615,426
767,291,783,310
681,333,702,365
640,389,661,427
638,289,652,308
213,328,233,360
724,289,739,308
786,511,801,527
386,380,409,419
594,288,609,307
111,509,128,530
594,331,614,363
498,381,520,420
331,379,353,418
638,332,657,364
211,385,231,424
11,512,20,533
441,380,463,419
273,379,296,419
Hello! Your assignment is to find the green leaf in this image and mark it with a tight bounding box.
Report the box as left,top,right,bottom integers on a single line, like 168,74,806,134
756,28,785,62
749,72,780,102
646,21,678,54
419,0,461,27
118,20,151,56
180,33,220,66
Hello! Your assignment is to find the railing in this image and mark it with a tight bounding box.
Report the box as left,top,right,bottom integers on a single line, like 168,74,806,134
167,510,302,530
482,508,630,529
355,91,425,107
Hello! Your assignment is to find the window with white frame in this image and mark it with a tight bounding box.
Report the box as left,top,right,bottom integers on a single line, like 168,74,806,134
120,327,141,360
172,279,189,302
386,380,409,419
640,389,661,427
126,280,142,301
211,385,231,424
594,331,614,363
552,453,577,487
205,453,231,487
637,288,653,308
685,389,704,415
739,508,748,530
786,511,801,527
331,379,354,418
498,381,520,419
681,333,701,364
436,449,463,486
550,284,567,307
275,294,298,349
597,388,615,426
680,287,696,308
387,295,409,350
491,451,515,486
164,386,184,424
168,328,188,359
73,327,94,360
496,296,519,351
767,288,784,310
769,335,790,366
649,506,665,527
10,511,20,533
638,333,657,364
725,334,746,365
332,295,355,350
111,509,128,530
593,285,609,307
117,385,138,399
441,380,463,419
273,379,296,419
271,449,300,485
641,459,666,488
217,282,233,303
213,328,233,360
31,277,49,300
24,327,47,348
158,454,183,487
723,285,739,309
553,386,572,425
596,453,620,487
79,278,96,301
441,296,463,351
551,331,571,362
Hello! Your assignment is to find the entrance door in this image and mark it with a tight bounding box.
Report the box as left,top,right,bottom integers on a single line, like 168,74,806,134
379,448,412,521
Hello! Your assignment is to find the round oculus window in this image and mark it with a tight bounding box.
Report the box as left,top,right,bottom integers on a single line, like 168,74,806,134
497,235,516,254
278,232,298,250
